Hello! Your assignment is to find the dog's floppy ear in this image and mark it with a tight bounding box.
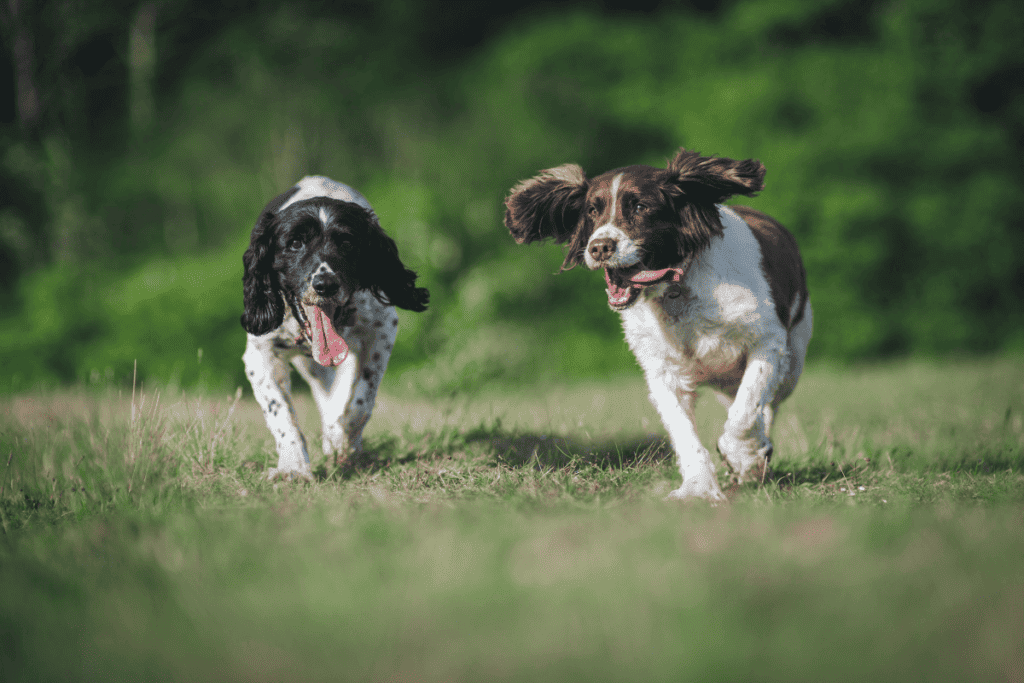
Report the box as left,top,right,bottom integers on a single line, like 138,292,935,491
504,164,588,246
359,212,429,312
667,148,765,202
240,187,297,335
665,149,766,254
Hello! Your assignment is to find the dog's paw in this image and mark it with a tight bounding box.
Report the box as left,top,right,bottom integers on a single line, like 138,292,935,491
665,478,728,505
717,432,772,483
265,466,313,483
323,424,364,463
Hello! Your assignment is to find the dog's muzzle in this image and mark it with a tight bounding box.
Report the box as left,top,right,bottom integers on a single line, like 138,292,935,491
602,257,694,311
295,279,350,367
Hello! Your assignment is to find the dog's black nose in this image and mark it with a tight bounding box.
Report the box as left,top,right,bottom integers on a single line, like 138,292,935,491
588,237,617,263
312,272,340,297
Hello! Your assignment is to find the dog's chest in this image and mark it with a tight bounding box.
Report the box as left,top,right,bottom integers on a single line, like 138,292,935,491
620,284,748,385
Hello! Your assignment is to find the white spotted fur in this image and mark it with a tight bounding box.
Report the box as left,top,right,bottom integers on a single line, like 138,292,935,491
601,205,812,502
243,177,398,481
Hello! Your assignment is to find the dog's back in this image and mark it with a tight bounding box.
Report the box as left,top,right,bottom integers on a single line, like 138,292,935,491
729,205,808,331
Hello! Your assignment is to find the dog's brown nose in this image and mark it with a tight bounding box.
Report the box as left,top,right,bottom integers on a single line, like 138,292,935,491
588,237,616,263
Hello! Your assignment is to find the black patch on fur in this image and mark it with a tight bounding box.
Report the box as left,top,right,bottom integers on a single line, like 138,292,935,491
240,187,299,335
241,188,428,338
352,206,430,312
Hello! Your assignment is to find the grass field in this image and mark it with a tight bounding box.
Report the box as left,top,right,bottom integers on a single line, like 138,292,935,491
1,357,1023,681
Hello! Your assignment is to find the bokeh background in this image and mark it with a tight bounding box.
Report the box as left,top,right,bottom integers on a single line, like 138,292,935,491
1,0,1021,396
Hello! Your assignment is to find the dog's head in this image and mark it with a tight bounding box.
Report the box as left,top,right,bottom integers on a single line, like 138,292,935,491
504,148,765,309
241,190,429,365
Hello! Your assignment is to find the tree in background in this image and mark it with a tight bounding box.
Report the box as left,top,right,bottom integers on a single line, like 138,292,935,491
0,0,1021,394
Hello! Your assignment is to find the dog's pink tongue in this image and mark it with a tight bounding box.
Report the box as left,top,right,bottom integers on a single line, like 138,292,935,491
309,305,348,367
629,268,680,284
604,266,689,308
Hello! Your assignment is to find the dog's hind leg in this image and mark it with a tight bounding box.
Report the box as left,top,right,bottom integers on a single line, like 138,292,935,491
716,341,786,482
718,304,812,481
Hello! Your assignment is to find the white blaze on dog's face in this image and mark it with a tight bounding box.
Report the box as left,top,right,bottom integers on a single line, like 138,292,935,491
573,163,733,280
581,166,690,272
583,173,641,270
576,165,713,309
270,202,367,366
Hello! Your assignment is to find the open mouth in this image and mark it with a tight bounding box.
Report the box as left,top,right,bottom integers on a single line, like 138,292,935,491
603,266,690,310
603,267,643,310
294,297,349,367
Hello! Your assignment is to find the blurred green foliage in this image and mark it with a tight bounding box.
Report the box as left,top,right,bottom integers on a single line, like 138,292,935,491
1,0,1022,394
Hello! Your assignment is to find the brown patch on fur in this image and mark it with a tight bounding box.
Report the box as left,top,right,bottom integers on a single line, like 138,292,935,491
702,351,748,395
504,164,588,249
506,149,771,275
731,205,807,329
667,149,765,200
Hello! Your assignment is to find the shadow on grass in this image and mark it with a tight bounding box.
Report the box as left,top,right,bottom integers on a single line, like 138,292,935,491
753,443,1024,493
476,431,674,471
309,419,1022,487
310,423,677,481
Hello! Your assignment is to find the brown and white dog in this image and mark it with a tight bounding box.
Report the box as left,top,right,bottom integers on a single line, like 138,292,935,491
504,149,811,502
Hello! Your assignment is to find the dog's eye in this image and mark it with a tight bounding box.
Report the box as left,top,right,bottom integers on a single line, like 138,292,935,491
634,203,648,216
587,206,599,219
287,238,304,251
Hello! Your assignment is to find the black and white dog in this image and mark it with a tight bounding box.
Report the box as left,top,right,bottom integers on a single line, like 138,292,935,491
241,176,428,480
505,149,811,502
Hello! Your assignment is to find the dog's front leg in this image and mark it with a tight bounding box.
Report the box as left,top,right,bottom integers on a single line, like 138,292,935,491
646,375,726,503
717,342,786,482
243,339,312,481
324,351,382,464
292,355,354,461
293,313,395,467
293,352,374,465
